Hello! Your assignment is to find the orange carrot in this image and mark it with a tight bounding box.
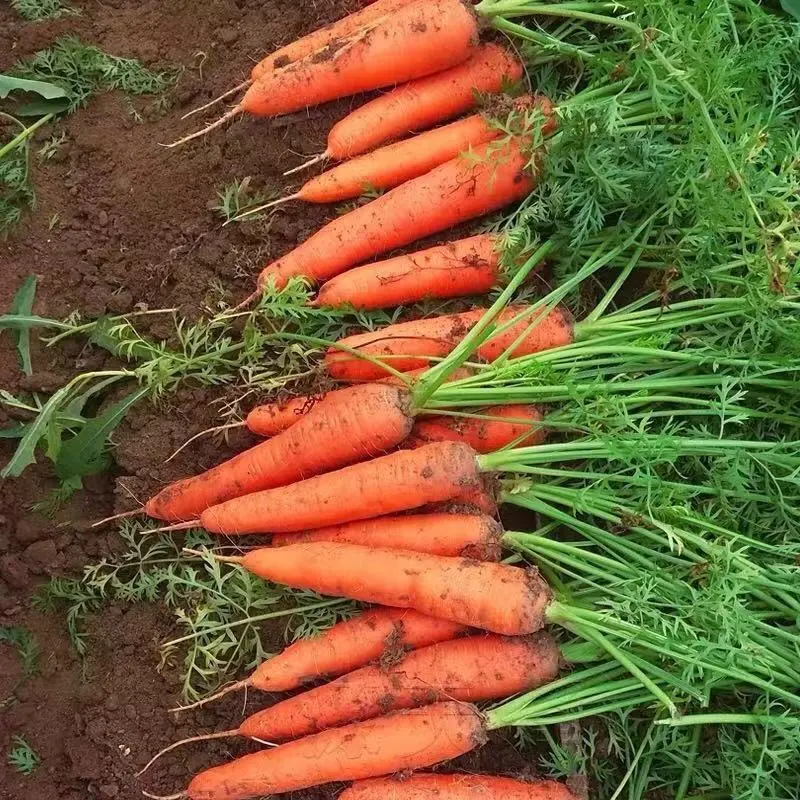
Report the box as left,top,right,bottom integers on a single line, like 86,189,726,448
179,703,485,800
432,474,498,517
146,383,413,521
325,305,574,381
245,393,323,436
314,235,500,310
199,441,482,534
213,542,552,635
376,366,475,386
342,775,578,800
258,137,537,290
271,512,503,560
150,634,557,761
263,115,503,213
410,405,546,453
318,42,524,163
169,0,478,147
168,607,467,711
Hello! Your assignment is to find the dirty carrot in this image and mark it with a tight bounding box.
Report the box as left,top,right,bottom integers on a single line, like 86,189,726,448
410,405,546,453
172,607,468,711
152,702,484,800
314,235,501,310
143,633,559,768
196,541,552,635
341,775,578,800
145,383,413,521
168,0,478,147
197,441,482,533
240,114,505,218
292,42,524,170
325,304,574,382
257,136,539,291
271,512,503,560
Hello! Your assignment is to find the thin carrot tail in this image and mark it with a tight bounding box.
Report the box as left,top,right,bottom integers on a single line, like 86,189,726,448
166,422,245,463
137,730,236,776
228,194,298,224
221,290,261,317
284,151,328,176
163,106,243,148
91,508,144,528
180,80,252,120
168,679,249,713
141,792,186,800
147,521,199,535
183,547,243,565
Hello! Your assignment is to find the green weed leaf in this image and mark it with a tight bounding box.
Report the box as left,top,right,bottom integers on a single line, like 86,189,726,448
780,0,800,21
9,275,37,376
15,97,71,116
0,74,66,100
55,386,147,481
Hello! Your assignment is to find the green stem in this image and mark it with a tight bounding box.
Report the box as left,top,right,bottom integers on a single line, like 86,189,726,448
0,113,54,161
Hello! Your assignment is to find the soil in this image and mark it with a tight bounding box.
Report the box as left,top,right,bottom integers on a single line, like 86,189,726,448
0,3,560,799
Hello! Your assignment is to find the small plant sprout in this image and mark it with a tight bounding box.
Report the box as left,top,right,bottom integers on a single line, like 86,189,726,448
7,737,39,776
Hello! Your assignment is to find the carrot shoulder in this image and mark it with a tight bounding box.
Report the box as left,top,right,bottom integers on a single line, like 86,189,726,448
233,542,552,635
259,137,535,290
146,383,413,521
185,703,485,800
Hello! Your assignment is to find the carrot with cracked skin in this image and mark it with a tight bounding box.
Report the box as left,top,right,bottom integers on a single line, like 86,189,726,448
342,775,578,800
271,512,503,560
198,441,483,534
300,42,524,168
410,404,546,453
169,0,478,148
142,633,559,767
249,115,505,216
155,703,485,800
145,383,413,521
325,304,574,382
172,607,468,712
258,137,537,290
314,235,501,310
201,541,552,635
431,474,498,517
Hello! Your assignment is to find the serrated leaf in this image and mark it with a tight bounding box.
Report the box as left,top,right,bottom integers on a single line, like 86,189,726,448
55,386,147,481
88,317,152,361
16,97,71,116
9,276,37,376
0,424,29,439
780,0,800,20
0,74,67,100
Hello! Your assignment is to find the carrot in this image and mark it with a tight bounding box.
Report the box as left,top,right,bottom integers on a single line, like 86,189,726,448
431,474,498,517
252,115,504,217
148,633,558,764
167,606,467,710
375,366,475,386
341,775,578,800
410,405,546,453
208,542,552,635
145,383,413,521
314,234,501,310
168,703,485,800
169,0,478,147
244,392,329,436
305,42,524,167
271,512,503,560
199,441,482,534
325,305,574,381
258,137,537,290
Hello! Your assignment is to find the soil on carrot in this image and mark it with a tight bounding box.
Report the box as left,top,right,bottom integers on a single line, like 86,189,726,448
0,2,556,799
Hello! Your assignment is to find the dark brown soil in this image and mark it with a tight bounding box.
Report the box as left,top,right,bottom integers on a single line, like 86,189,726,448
0,2,557,799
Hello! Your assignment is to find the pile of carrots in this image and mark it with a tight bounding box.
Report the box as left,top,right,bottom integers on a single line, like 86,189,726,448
130,1,620,798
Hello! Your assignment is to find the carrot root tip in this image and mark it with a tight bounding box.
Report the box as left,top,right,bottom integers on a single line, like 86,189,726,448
137,730,236,776
180,80,252,120
167,679,250,712
283,151,328,176
163,106,243,149
92,508,144,527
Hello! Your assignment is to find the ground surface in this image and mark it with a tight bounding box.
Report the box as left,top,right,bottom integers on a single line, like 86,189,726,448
0,3,551,799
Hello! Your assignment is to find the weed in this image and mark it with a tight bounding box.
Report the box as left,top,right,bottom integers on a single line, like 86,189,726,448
37,131,66,160
6,737,39,776
11,0,75,21
212,177,271,223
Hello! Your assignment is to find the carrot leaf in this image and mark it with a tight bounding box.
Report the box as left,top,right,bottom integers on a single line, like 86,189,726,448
8,275,37,376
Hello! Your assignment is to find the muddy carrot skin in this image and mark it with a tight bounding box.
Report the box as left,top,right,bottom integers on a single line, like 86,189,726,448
325,305,574,382
314,235,501,310
199,441,483,534
237,632,560,740
184,703,486,800
230,542,553,635
241,0,478,117
271,512,503,560
146,383,413,521
411,404,546,453
259,137,536,290
341,775,578,800
325,42,524,159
